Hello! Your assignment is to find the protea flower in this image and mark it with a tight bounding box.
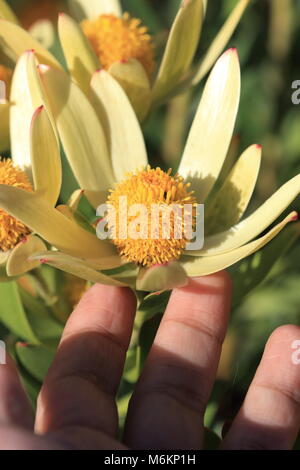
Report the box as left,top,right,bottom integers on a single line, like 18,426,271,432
1,48,299,292
0,0,251,123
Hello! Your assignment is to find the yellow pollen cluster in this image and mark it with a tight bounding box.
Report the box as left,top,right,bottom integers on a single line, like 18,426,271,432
107,167,196,267
0,65,13,99
81,13,155,78
0,160,33,252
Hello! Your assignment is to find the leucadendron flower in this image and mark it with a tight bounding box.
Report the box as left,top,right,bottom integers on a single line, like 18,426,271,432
0,0,251,121
1,48,299,292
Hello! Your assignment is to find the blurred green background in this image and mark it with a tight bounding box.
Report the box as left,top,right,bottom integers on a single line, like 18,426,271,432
2,0,300,440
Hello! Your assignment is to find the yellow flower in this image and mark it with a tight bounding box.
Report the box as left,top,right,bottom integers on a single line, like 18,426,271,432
1,48,299,292
0,0,251,121
81,12,155,78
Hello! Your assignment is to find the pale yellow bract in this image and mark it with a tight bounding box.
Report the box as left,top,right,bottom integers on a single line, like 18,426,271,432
0,48,299,292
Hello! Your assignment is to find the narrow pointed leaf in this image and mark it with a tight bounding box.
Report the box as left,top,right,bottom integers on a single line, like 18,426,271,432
179,49,240,202
153,0,203,103
0,19,60,68
0,281,40,344
182,213,297,277
198,175,300,257
39,65,114,192
193,0,250,84
16,344,55,382
30,106,61,206
0,185,119,265
10,51,56,173
91,70,148,181
29,251,125,287
205,144,261,234
58,13,100,95
0,0,19,24
6,235,47,277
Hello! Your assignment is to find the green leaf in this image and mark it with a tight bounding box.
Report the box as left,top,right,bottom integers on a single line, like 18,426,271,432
203,427,221,450
15,343,55,383
19,286,64,347
231,222,300,309
117,392,132,433
139,290,171,322
123,346,141,384
0,282,40,345
15,355,41,408
138,314,162,366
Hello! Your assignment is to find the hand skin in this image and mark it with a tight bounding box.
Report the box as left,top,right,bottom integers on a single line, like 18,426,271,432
0,272,299,450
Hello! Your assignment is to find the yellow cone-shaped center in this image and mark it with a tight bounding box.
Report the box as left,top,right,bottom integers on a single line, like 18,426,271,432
0,160,33,252
107,167,196,267
81,13,155,78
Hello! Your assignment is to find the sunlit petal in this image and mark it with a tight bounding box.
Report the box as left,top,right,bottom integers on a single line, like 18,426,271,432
197,175,300,257
91,70,148,181
39,64,114,192
179,49,241,202
182,212,297,276
10,51,55,173
30,106,61,206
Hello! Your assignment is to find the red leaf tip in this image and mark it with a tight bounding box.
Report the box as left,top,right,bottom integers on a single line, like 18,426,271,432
291,213,299,222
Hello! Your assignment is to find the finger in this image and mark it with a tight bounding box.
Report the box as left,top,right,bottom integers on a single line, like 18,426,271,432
0,353,33,429
125,271,232,449
222,325,300,450
35,284,136,439
0,426,66,450
0,425,127,450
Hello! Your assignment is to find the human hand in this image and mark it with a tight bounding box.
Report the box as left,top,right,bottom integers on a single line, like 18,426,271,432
0,272,299,450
